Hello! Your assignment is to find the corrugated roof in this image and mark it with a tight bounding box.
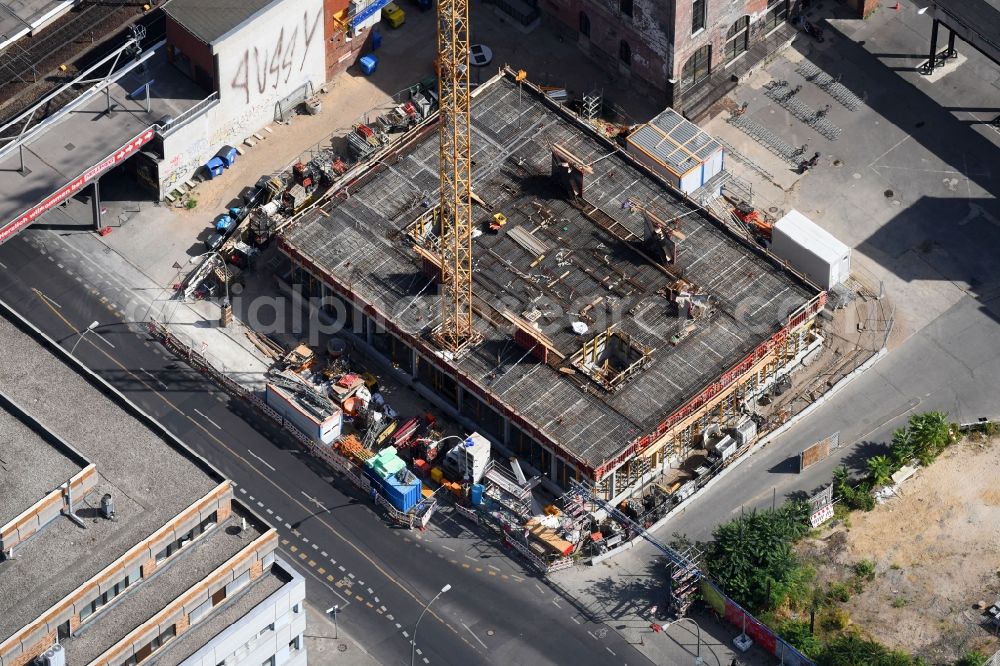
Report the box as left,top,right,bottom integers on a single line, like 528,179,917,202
164,0,277,45
627,108,722,177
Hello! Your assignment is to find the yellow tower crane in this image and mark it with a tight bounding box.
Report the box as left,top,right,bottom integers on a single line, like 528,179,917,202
433,0,477,354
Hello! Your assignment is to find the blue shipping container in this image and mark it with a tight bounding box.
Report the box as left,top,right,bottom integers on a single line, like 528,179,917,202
364,467,421,512
359,55,378,76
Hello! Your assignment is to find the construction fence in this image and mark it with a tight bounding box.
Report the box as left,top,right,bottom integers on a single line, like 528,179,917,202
452,503,576,576
700,579,814,666
147,320,434,529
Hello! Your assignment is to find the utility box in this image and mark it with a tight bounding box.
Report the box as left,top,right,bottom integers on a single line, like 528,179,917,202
711,434,737,462
442,432,490,483
771,210,851,289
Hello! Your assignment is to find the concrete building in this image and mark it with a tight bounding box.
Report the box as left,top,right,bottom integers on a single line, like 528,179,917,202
0,308,306,666
534,0,801,118
278,68,826,503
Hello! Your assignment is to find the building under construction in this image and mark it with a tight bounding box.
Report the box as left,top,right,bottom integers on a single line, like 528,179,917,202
279,68,826,502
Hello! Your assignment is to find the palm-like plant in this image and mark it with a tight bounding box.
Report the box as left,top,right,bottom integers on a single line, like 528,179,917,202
909,412,951,462
889,427,914,466
866,455,893,487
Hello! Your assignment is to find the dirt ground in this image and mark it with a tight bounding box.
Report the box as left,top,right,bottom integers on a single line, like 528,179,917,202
799,436,1000,662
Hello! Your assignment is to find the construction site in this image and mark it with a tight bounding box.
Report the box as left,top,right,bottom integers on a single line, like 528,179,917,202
277,67,827,507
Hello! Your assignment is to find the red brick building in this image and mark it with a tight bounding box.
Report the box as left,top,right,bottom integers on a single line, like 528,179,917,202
323,0,376,80
538,0,801,118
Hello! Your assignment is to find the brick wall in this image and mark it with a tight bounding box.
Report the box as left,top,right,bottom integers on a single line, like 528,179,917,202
9,630,54,666
323,0,372,80
540,0,798,106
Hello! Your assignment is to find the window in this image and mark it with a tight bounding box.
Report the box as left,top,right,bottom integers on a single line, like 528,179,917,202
619,40,631,66
725,16,750,63
578,11,590,37
680,45,712,89
764,0,788,33
211,587,226,606
292,604,301,614
692,0,706,33
619,0,632,18
289,637,301,651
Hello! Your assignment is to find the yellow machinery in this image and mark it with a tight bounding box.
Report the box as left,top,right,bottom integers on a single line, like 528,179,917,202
432,0,478,354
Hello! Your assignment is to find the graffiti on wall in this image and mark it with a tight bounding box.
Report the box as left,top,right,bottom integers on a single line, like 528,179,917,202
229,7,324,105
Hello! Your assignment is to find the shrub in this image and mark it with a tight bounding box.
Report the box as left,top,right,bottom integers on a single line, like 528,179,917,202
954,651,988,666
819,607,851,632
817,633,915,665
777,619,823,659
853,559,876,580
185,198,198,209
828,582,851,603
890,597,908,608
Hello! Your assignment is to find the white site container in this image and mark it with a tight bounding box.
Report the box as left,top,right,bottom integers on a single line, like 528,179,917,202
771,210,851,289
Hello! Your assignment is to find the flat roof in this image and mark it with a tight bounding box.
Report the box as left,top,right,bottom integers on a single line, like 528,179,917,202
0,44,207,235
60,505,265,666
0,0,72,51
0,308,222,645
627,108,722,177
0,398,84,526
153,562,293,666
281,71,816,471
163,0,276,46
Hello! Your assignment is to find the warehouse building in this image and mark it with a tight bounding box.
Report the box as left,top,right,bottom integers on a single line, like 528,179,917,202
0,311,306,666
279,69,826,502
536,0,801,118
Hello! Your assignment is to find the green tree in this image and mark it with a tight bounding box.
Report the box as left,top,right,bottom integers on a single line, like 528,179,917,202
866,455,893,487
705,501,810,613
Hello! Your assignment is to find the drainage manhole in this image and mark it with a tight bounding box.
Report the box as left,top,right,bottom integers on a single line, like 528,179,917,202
768,206,778,213
884,189,894,198
338,644,348,652
487,630,495,636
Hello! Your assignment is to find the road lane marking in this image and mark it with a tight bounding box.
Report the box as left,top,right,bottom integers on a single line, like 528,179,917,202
571,617,581,624
139,368,167,389
27,295,469,647
606,647,616,656
551,598,561,608
442,545,455,552
247,449,276,471
534,583,545,594
587,630,598,640
301,491,328,512
487,564,500,571
461,623,488,650
193,408,222,430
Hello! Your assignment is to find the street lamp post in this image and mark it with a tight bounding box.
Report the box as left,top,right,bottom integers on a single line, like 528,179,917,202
69,320,100,356
411,584,450,666
190,252,232,327
325,605,339,639
662,617,703,665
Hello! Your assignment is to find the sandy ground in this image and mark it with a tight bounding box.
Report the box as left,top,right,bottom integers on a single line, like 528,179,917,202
799,436,1000,661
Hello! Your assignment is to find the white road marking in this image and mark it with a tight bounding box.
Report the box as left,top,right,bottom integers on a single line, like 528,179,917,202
551,598,561,608
266,509,273,515
312,543,318,550
442,545,456,552
571,617,581,624
275,516,282,522
247,449,276,471
587,631,598,640
423,658,429,664
0,260,7,268
193,408,221,430
257,501,264,507
395,623,402,629
285,523,292,529
534,583,545,594
301,491,328,512
239,487,247,494
487,564,500,571
321,551,328,557
402,631,409,638
606,647,616,656
139,367,167,389
461,623,488,650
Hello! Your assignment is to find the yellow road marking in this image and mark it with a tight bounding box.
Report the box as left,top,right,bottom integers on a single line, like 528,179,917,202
475,567,482,572
317,567,326,575
462,563,470,569
327,575,336,582
299,552,307,560
289,545,298,553
366,602,374,608
29,293,467,644
308,560,316,567
355,595,364,602
489,571,497,576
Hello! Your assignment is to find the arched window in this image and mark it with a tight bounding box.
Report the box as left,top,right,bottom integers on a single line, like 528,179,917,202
579,11,590,37
725,16,750,63
764,0,789,33
680,44,711,89
619,0,632,18
619,40,631,66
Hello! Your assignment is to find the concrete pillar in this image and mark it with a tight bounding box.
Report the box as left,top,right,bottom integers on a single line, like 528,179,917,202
928,19,939,72
947,28,957,58
550,450,558,485
503,417,511,446
91,181,103,232
456,385,464,412
411,349,419,379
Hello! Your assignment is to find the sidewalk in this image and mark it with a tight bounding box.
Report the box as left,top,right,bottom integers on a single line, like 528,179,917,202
552,557,776,666
304,602,382,666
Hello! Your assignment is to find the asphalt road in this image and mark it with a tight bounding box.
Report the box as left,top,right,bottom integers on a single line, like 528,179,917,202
656,289,1000,544
0,233,652,666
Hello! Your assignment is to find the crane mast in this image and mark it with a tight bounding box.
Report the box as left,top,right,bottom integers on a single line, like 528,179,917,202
434,0,476,353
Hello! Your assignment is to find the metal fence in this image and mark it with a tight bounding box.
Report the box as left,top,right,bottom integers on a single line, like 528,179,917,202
700,579,814,666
